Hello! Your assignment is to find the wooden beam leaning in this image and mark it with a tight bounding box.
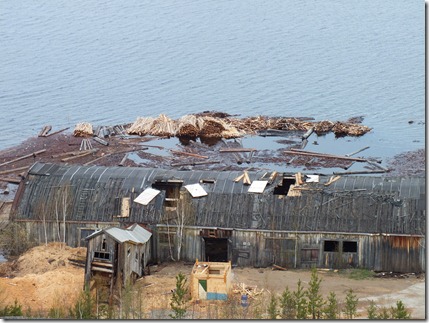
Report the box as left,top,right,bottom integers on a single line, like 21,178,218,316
286,149,368,162
0,149,47,168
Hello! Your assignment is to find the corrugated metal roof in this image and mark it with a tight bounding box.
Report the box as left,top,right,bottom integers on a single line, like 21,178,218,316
17,162,425,235
327,176,424,199
27,162,279,194
87,224,151,244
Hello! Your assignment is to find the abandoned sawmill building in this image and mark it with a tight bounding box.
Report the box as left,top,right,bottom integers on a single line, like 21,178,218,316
10,162,425,273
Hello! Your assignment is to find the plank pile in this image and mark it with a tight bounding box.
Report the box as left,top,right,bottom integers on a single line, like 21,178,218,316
232,282,264,298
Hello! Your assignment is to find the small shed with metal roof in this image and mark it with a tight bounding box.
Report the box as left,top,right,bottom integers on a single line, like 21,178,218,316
84,223,152,292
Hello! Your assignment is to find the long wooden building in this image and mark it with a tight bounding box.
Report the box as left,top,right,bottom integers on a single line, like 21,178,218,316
11,162,425,273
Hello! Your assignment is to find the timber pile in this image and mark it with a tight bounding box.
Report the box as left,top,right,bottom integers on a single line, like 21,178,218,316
73,122,93,137
232,282,264,298
199,117,225,138
176,115,203,137
125,113,371,139
127,117,156,136
127,115,176,137
150,114,176,137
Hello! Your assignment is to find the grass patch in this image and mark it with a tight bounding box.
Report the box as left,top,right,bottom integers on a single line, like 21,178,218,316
340,268,374,280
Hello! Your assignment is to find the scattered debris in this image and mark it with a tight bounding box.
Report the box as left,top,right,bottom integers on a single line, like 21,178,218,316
272,264,287,271
232,282,264,298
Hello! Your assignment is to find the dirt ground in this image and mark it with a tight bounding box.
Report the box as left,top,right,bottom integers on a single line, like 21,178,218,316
0,244,425,319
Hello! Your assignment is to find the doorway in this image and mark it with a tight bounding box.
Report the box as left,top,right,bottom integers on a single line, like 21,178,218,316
204,238,228,262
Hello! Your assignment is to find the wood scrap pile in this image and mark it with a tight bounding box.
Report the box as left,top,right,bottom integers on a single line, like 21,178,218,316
232,282,264,298
314,120,334,135
73,122,93,137
332,122,371,137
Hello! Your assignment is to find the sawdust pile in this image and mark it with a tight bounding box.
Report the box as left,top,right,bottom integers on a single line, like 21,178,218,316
11,242,86,277
0,243,86,312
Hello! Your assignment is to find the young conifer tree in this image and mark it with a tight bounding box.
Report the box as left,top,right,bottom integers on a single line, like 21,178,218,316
169,272,189,319
307,266,325,319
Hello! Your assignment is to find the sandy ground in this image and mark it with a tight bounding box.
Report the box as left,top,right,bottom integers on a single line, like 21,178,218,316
0,244,425,319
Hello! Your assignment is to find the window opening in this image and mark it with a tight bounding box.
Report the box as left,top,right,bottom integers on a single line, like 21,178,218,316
102,239,106,250
152,180,183,207
342,241,358,253
94,251,110,260
324,240,339,252
274,177,295,195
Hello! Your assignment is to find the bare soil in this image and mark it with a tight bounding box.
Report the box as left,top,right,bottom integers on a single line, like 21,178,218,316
0,244,425,319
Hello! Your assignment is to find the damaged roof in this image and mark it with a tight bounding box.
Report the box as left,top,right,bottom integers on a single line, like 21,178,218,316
13,162,425,235
86,223,151,244
26,162,280,194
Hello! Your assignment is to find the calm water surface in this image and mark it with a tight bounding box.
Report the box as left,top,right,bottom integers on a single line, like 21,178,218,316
0,0,424,161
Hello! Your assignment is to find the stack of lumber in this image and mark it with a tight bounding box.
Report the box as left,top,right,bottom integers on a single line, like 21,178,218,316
127,117,156,135
73,122,93,137
150,114,176,136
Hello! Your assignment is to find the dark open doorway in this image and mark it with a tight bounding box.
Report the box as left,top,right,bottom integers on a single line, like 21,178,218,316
204,238,228,262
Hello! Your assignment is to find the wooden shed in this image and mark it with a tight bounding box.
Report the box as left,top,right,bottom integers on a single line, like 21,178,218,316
84,223,152,292
190,260,232,301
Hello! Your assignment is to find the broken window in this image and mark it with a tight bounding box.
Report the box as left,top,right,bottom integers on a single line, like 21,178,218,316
94,251,110,260
102,239,106,250
323,240,339,252
342,241,358,253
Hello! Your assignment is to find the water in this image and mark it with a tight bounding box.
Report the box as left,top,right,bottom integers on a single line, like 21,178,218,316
0,0,424,162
